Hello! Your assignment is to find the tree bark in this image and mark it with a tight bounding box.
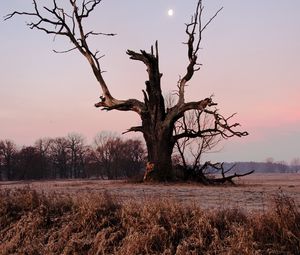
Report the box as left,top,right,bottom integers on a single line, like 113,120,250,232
143,123,174,181
126,42,177,181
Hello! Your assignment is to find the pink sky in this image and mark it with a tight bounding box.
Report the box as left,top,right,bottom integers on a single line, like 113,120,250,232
1,0,299,163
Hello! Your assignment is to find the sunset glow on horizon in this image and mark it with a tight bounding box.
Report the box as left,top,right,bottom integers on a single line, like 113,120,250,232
1,0,300,163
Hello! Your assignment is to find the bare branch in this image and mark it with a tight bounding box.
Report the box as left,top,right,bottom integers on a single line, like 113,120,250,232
201,7,223,33
177,1,223,106
95,98,145,114
194,161,254,184
6,0,145,115
53,47,78,54
173,104,248,142
85,31,117,38
79,0,101,19
4,11,36,21
122,126,144,135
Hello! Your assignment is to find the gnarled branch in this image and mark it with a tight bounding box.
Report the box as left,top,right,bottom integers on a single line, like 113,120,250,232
173,107,248,142
177,1,223,106
126,41,165,120
5,0,145,115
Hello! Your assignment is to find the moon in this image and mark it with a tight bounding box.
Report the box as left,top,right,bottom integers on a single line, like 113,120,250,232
167,9,174,16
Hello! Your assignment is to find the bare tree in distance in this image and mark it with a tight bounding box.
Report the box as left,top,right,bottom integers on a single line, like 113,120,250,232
92,132,145,179
290,158,300,173
49,137,70,178
93,132,117,179
0,139,17,180
16,146,45,180
34,137,53,178
6,0,251,182
67,133,87,178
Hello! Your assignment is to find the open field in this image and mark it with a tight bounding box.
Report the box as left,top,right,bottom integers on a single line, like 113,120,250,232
1,173,300,254
1,173,299,212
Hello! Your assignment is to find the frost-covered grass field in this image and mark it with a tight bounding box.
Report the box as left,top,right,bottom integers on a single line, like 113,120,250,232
0,173,300,254
1,173,299,212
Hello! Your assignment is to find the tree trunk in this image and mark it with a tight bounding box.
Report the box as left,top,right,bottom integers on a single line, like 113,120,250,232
143,123,174,181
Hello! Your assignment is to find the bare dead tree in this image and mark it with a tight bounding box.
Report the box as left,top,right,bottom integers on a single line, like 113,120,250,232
6,0,250,182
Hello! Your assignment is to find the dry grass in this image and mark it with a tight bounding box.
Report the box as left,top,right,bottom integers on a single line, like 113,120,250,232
0,188,299,255
1,173,300,212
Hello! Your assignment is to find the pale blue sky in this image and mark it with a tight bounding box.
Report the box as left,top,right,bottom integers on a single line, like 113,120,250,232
1,0,300,163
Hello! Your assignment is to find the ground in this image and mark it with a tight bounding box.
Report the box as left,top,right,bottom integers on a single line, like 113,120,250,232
1,173,299,212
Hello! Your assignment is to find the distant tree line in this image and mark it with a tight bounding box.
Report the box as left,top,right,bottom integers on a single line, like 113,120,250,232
1,133,299,181
224,159,300,175
0,133,146,181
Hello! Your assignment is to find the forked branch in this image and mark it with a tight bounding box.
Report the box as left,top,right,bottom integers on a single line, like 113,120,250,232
5,0,144,115
177,1,223,105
